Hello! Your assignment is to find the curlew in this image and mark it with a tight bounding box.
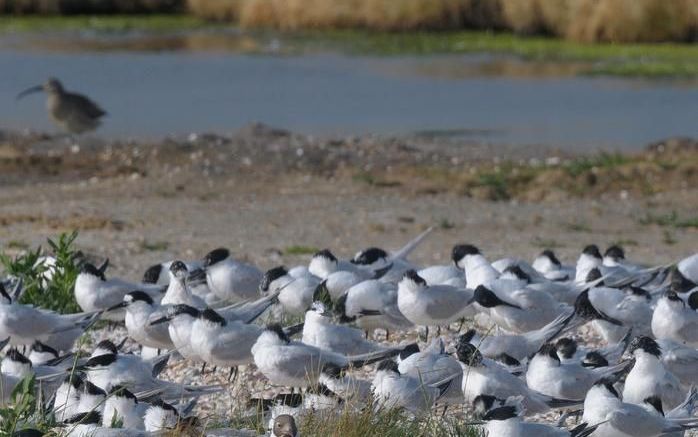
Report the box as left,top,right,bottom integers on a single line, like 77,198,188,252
17,77,106,134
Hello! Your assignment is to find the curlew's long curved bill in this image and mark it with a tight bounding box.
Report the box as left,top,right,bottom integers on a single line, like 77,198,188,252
16,85,43,101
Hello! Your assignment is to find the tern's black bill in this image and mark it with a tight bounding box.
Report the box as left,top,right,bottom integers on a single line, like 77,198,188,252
106,301,128,312
150,316,170,326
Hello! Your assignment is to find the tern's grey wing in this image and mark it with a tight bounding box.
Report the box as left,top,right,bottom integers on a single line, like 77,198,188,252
209,325,261,362
677,320,698,344
422,288,471,320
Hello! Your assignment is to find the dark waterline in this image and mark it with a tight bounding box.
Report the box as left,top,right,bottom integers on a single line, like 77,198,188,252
2,49,697,151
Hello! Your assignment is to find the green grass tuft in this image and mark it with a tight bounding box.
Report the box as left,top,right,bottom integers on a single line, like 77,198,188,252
285,245,320,255
0,14,209,33
1,230,82,313
638,211,698,229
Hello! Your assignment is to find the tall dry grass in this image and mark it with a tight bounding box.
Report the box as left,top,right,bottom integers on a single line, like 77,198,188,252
0,0,183,14
186,0,698,42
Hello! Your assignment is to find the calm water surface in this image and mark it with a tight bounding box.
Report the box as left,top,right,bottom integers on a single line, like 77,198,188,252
1,33,696,151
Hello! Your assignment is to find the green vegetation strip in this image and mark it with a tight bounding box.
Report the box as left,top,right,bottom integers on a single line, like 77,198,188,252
1,16,698,77
0,14,209,32
310,30,698,77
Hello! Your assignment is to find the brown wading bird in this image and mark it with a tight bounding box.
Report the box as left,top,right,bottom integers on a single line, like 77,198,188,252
16,77,106,134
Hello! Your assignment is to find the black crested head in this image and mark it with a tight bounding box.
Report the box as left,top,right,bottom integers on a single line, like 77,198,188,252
352,247,388,265
171,304,200,318
6,348,31,366
150,398,179,414
537,344,560,363
334,293,355,324
200,308,227,326
456,342,483,366
314,249,337,263
629,336,661,358
594,378,619,398
64,373,84,389
664,290,684,304
31,341,58,357
472,394,499,418
260,266,288,292
322,363,345,379
80,263,105,281
399,343,420,360
204,248,230,267
403,270,427,287
494,353,521,367
688,292,698,311
554,338,577,359
142,264,163,284
573,291,621,326
582,351,608,368
110,385,137,401
126,290,154,305
504,265,530,282
95,340,118,355
582,244,602,259
473,285,520,309
85,353,117,368
169,260,188,277
627,286,651,302
586,267,603,283
83,380,106,397
451,244,480,265
540,249,561,267
64,410,101,425
671,267,696,294
460,329,477,344
266,324,291,344
644,396,664,416
376,359,399,374
604,245,625,260
482,405,518,421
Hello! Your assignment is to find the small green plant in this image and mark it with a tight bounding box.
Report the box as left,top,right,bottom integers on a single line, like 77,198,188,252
284,245,320,256
564,153,629,177
532,237,564,248
0,375,52,435
140,240,170,252
564,222,591,233
439,218,455,230
1,231,82,313
476,172,510,201
638,211,698,229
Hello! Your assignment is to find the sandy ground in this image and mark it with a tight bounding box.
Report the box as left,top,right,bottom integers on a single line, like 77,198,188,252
1,126,697,432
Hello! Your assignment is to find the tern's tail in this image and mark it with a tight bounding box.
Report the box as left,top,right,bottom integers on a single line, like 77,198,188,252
525,309,575,346
391,227,433,261
668,386,698,419
570,422,603,437
347,342,417,368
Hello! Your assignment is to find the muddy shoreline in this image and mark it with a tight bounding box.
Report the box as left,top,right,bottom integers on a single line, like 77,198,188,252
0,125,695,279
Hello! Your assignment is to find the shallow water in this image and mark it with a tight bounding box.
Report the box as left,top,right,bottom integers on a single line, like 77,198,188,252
1,32,697,151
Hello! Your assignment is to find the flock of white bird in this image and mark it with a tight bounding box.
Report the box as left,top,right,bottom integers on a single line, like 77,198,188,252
1,227,698,437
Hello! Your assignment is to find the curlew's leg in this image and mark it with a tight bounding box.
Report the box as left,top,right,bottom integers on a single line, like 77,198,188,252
201,362,206,373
